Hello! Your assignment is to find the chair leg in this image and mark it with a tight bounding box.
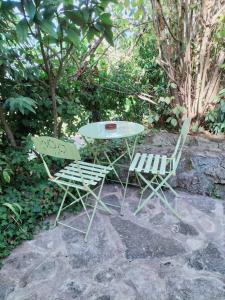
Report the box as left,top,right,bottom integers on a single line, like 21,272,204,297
84,178,109,241
76,188,90,221
53,177,110,241
157,190,181,219
54,185,70,227
154,177,181,219
138,174,158,208
87,179,112,215
134,173,168,214
84,196,99,242
120,169,130,215
158,175,179,197
135,173,181,219
104,151,125,189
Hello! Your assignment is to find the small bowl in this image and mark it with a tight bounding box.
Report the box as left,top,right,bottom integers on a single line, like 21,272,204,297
105,123,117,130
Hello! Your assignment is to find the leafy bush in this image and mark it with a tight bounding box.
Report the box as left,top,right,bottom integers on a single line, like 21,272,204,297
0,138,71,261
205,99,225,134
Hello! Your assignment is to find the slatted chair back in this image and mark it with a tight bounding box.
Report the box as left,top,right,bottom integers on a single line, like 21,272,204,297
172,118,191,171
32,136,81,177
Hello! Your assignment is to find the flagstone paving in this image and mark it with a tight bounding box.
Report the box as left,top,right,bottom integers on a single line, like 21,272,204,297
0,184,225,300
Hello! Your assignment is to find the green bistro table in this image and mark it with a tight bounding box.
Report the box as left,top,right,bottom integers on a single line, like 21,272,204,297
79,121,145,213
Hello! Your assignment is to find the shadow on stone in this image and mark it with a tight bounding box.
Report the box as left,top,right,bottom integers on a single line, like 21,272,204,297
111,217,185,260
175,221,199,236
187,242,225,275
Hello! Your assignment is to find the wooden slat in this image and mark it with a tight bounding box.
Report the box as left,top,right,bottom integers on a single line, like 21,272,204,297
50,179,87,190
77,161,112,171
65,166,105,178
69,163,109,174
151,154,160,174
136,153,147,172
159,155,167,175
143,154,153,173
129,153,141,171
54,172,97,185
58,169,102,181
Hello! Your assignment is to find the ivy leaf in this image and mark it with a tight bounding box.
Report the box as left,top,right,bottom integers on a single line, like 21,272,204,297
86,28,96,41
16,19,28,42
65,10,85,27
3,169,10,183
171,118,178,127
170,82,177,89
65,28,80,45
4,96,37,115
41,19,57,38
100,13,112,25
82,8,90,23
124,0,129,8
25,1,36,20
103,25,114,46
94,22,105,32
134,8,142,20
63,0,73,5
3,203,21,220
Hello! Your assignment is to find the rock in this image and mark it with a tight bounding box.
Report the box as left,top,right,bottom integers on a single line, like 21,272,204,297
176,171,204,194
22,294,38,300
0,275,15,300
95,268,117,283
149,212,165,225
167,277,225,300
1,184,224,300
20,259,56,287
102,195,120,211
111,217,185,260
62,215,123,270
187,242,225,275
147,132,177,146
58,280,86,299
6,252,41,270
174,221,198,236
137,132,225,198
123,262,167,300
186,195,216,215
95,295,111,300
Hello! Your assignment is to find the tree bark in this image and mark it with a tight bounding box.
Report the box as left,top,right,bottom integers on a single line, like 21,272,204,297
49,74,58,137
0,106,17,147
38,28,59,137
150,0,225,122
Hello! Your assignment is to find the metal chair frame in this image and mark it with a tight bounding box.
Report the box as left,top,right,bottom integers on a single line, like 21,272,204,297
32,136,112,241
128,118,191,218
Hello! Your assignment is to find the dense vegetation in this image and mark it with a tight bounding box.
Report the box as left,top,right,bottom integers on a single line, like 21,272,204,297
0,0,225,261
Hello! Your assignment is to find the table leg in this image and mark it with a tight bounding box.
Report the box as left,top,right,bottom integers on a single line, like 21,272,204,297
103,151,125,189
120,136,142,214
82,134,142,214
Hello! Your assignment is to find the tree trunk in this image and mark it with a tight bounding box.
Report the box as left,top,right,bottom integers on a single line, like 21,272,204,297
150,0,225,123
49,74,58,137
0,106,17,147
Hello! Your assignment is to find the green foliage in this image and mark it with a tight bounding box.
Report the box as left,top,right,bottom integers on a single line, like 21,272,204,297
5,96,37,114
205,99,225,134
77,62,148,123
16,19,28,42
0,138,67,260
1,0,224,262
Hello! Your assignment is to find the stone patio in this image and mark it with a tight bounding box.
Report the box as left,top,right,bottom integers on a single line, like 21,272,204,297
1,184,225,300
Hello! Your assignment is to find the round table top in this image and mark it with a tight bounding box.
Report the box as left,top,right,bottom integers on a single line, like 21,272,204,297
79,121,145,140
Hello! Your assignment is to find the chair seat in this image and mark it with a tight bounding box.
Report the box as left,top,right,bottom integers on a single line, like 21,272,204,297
129,153,173,175
53,160,112,186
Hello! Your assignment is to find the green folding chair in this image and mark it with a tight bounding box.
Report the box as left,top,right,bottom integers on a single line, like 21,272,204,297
129,118,191,218
32,136,112,241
